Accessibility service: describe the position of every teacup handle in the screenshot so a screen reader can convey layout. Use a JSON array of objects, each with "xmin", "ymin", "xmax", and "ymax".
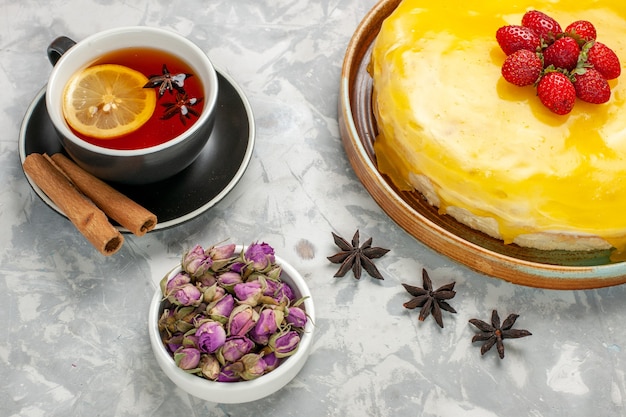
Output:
[{"xmin": 47, "ymin": 36, "xmax": 77, "ymax": 66}]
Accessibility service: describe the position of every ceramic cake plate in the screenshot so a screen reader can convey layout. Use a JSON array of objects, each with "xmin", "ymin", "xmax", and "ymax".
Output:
[
  {"xmin": 338, "ymin": 0, "xmax": 626, "ymax": 289},
  {"xmin": 19, "ymin": 69, "xmax": 255, "ymax": 231}
]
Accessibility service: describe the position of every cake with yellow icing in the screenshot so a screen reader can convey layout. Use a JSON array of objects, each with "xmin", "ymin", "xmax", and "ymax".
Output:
[{"xmin": 370, "ymin": 0, "xmax": 626, "ymax": 256}]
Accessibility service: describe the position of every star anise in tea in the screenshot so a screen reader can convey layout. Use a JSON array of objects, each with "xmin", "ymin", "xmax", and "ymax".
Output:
[
  {"xmin": 469, "ymin": 310, "xmax": 532, "ymax": 359},
  {"xmin": 402, "ymin": 268, "xmax": 457, "ymax": 328},
  {"xmin": 161, "ymin": 92, "xmax": 203, "ymax": 125},
  {"xmin": 327, "ymin": 230, "xmax": 389, "ymax": 280},
  {"xmin": 144, "ymin": 64, "xmax": 193, "ymax": 96}
]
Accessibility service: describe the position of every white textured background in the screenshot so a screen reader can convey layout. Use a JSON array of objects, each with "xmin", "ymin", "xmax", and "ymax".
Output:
[{"xmin": 1, "ymin": 0, "xmax": 625, "ymax": 416}]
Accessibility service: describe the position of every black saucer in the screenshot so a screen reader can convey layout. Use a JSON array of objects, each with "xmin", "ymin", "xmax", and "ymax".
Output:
[{"xmin": 19, "ymin": 69, "xmax": 255, "ymax": 231}]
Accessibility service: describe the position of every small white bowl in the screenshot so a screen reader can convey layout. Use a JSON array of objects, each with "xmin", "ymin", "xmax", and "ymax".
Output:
[{"xmin": 148, "ymin": 250, "xmax": 315, "ymax": 403}]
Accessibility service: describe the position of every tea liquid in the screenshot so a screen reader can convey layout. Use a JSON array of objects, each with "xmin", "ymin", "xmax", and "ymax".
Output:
[{"xmin": 68, "ymin": 47, "xmax": 205, "ymax": 150}]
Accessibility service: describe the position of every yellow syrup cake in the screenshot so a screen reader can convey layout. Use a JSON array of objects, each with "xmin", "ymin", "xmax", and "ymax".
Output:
[{"xmin": 370, "ymin": 0, "xmax": 626, "ymax": 257}]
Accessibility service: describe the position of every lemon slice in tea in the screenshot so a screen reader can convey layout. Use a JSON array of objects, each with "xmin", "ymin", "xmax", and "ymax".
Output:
[{"xmin": 62, "ymin": 64, "xmax": 157, "ymax": 139}]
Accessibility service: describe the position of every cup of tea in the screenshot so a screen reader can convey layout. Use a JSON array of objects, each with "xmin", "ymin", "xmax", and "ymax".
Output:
[{"xmin": 46, "ymin": 26, "xmax": 219, "ymax": 184}]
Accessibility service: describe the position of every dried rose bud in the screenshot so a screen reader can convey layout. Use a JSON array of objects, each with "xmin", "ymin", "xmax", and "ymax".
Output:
[
  {"xmin": 273, "ymin": 281, "xmax": 295, "ymax": 304},
  {"xmin": 229, "ymin": 261, "xmax": 245, "ymax": 274},
  {"xmin": 195, "ymin": 321, "xmax": 226, "ymax": 354},
  {"xmin": 262, "ymin": 351, "xmax": 280, "ymax": 372},
  {"xmin": 170, "ymin": 284, "xmax": 202, "ymax": 306},
  {"xmin": 174, "ymin": 347, "xmax": 201, "ymax": 370},
  {"xmin": 233, "ymin": 281, "xmax": 264, "ymax": 306},
  {"xmin": 182, "ymin": 333, "xmax": 198, "ymax": 348},
  {"xmin": 172, "ymin": 306, "xmax": 197, "ymax": 333},
  {"xmin": 285, "ymin": 306, "xmax": 307, "ymax": 328},
  {"xmin": 228, "ymin": 304, "xmax": 259, "ymax": 336},
  {"xmin": 158, "ymin": 307, "xmax": 194, "ymax": 335},
  {"xmin": 201, "ymin": 283, "xmax": 226, "ymax": 305},
  {"xmin": 164, "ymin": 333, "xmax": 183, "ymax": 353},
  {"xmin": 219, "ymin": 336, "xmax": 255, "ymax": 363},
  {"xmin": 209, "ymin": 243, "xmax": 237, "ymax": 261},
  {"xmin": 244, "ymin": 242, "xmax": 275, "ymax": 270},
  {"xmin": 239, "ymin": 353, "xmax": 268, "ymax": 380},
  {"xmin": 249, "ymin": 308, "xmax": 281, "ymax": 345},
  {"xmin": 217, "ymin": 363, "xmax": 242, "ymax": 382},
  {"xmin": 266, "ymin": 265, "xmax": 282, "ymax": 280},
  {"xmin": 269, "ymin": 330, "xmax": 300, "ymax": 358},
  {"xmin": 165, "ymin": 271, "xmax": 191, "ymax": 294},
  {"xmin": 207, "ymin": 294, "xmax": 234, "ymax": 323},
  {"xmin": 217, "ymin": 271, "xmax": 243, "ymax": 290},
  {"xmin": 158, "ymin": 308, "xmax": 176, "ymax": 333},
  {"xmin": 182, "ymin": 244, "xmax": 206, "ymax": 270},
  {"xmin": 195, "ymin": 273, "xmax": 217, "ymax": 288},
  {"xmin": 263, "ymin": 279, "xmax": 295, "ymax": 304},
  {"xmin": 199, "ymin": 354, "xmax": 220, "ymax": 380},
  {"xmin": 182, "ymin": 245, "xmax": 213, "ymax": 278},
  {"xmin": 263, "ymin": 278, "xmax": 281, "ymax": 298}
]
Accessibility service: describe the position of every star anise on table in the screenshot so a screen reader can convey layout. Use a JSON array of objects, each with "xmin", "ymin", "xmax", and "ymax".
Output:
[
  {"xmin": 327, "ymin": 230, "xmax": 390, "ymax": 280},
  {"xmin": 402, "ymin": 268, "xmax": 457, "ymax": 328},
  {"xmin": 469, "ymin": 310, "xmax": 532, "ymax": 359}
]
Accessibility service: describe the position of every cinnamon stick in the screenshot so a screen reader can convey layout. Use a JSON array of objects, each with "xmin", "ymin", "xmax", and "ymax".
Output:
[
  {"xmin": 50, "ymin": 153, "xmax": 157, "ymax": 236},
  {"xmin": 22, "ymin": 153, "xmax": 124, "ymax": 256}
]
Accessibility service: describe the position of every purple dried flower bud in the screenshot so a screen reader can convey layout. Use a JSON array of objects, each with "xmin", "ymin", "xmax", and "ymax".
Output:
[
  {"xmin": 264, "ymin": 280, "xmax": 295, "ymax": 304},
  {"xmin": 171, "ymin": 284, "xmax": 202, "ymax": 306},
  {"xmin": 263, "ymin": 278, "xmax": 281, "ymax": 297},
  {"xmin": 195, "ymin": 321, "xmax": 226, "ymax": 353},
  {"xmin": 182, "ymin": 245, "xmax": 213, "ymax": 277},
  {"xmin": 262, "ymin": 351, "xmax": 280, "ymax": 372},
  {"xmin": 217, "ymin": 271, "xmax": 243, "ymax": 289},
  {"xmin": 230, "ymin": 261, "xmax": 245, "ymax": 274},
  {"xmin": 217, "ymin": 363, "xmax": 242, "ymax": 382},
  {"xmin": 267, "ymin": 265, "xmax": 282, "ymax": 280},
  {"xmin": 165, "ymin": 271, "xmax": 191, "ymax": 294},
  {"xmin": 233, "ymin": 281, "xmax": 264, "ymax": 306},
  {"xmin": 208, "ymin": 294, "xmax": 235, "ymax": 321},
  {"xmin": 239, "ymin": 353, "xmax": 268, "ymax": 380},
  {"xmin": 209, "ymin": 243, "xmax": 237, "ymax": 260},
  {"xmin": 228, "ymin": 304, "xmax": 259, "ymax": 336},
  {"xmin": 201, "ymin": 283, "xmax": 226, "ymax": 304},
  {"xmin": 170, "ymin": 306, "xmax": 197, "ymax": 333},
  {"xmin": 220, "ymin": 336, "xmax": 255, "ymax": 363},
  {"xmin": 249, "ymin": 308, "xmax": 283, "ymax": 345},
  {"xmin": 181, "ymin": 244, "xmax": 205, "ymax": 270},
  {"xmin": 174, "ymin": 347, "xmax": 201, "ymax": 370},
  {"xmin": 269, "ymin": 330, "xmax": 301, "ymax": 358},
  {"xmin": 173, "ymin": 305, "xmax": 195, "ymax": 320},
  {"xmin": 182, "ymin": 333, "xmax": 198, "ymax": 348},
  {"xmin": 164, "ymin": 333, "xmax": 183, "ymax": 353},
  {"xmin": 244, "ymin": 242, "xmax": 275, "ymax": 270},
  {"xmin": 278, "ymin": 281, "xmax": 295, "ymax": 303},
  {"xmin": 199, "ymin": 354, "xmax": 220, "ymax": 380},
  {"xmin": 196, "ymin": 273, "xmax": 217, "ymax": 288},
  {"xmin": 248, "ymin": 326, "xmax": 270, "ymax": 346},
  {"xmin": 285, "ymin": 306, "xmax": 307, "ymax": 328}
]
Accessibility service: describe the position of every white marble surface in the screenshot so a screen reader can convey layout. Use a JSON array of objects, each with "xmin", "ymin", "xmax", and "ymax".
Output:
[{"xmin": 2, "ymin": 0, "xmax": 626, "ymax": 416}]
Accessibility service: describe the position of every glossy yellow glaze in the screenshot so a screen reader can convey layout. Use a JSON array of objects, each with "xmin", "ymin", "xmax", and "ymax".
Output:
[{"xmin": 371, "ymin": 0, "xmax": 626, "ymax": 253}]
